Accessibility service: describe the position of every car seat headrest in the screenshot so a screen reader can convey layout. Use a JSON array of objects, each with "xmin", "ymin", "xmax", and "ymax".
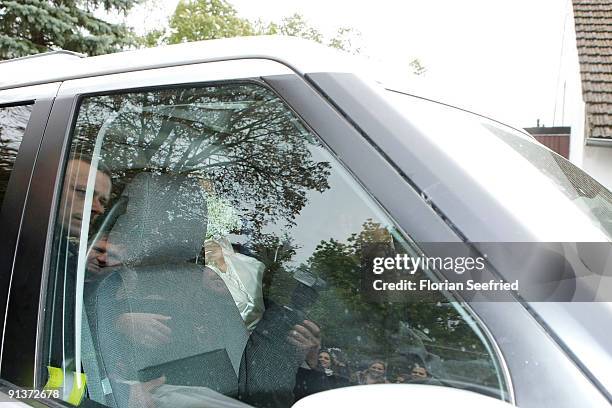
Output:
[{"xmin": 109, "ymin": 172, "xmax": 207, "ymax": 266}]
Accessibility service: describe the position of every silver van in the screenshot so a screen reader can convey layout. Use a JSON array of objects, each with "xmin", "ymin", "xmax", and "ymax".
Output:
[{"xmin": 0, "ymin": 36, "xmax": 610, "ymax": 408}]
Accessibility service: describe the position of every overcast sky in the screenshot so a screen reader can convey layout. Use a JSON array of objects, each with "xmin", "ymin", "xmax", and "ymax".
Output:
[{"xmin": 128, "ymin": 0, "xmax": 575, "ymax": 129}]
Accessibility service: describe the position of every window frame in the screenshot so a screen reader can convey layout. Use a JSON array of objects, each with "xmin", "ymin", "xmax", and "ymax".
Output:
[
  {"xmin": 0, "ymin": 83, "xmax": 59, "ymax": 384},
  {"xmin": 4, "ymin": 60, "xmax": 515, "ymax": 406}
]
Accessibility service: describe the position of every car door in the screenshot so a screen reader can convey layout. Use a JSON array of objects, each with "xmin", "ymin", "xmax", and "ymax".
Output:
[
  {"xmin": 0, "ymin": 82, "xmax": 60, "ymax": 405},
  {"xmin": 0, "ymin": 59, "xmax": 520, "ymax": 408}
]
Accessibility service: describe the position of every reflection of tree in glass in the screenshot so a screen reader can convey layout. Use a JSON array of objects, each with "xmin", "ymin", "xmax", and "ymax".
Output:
[
  {"xmin": 301, "ymin": 219, "xmax": 495, "ymax": 385},
  {"xmin": 251, "ymin": 233, "xmax": 299, "ymax": 302},
  {"xmin": 205, "ymin": 194, "xmax": 241, "ymax": 240},
  {"xmin": 0, "ymin": 105, "xmax": 32, "ymax": 205},
  {"xmin": 71, "ymin": 84, "xmax": 331, "ymax": 230}
]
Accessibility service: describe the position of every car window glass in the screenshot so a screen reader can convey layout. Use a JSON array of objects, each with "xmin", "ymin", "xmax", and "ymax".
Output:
[
  {"xmin": 0, "ymin": 104, "xmax": 32, "ymax": 207},
  {"xmin": 43, "ymin": 82, "xmax": 509, "ymax": 407}
]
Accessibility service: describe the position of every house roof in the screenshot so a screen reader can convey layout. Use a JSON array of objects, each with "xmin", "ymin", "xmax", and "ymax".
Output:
[{"xmin": 573, "ymin": 0, "xmax": 612, "ymax": 138}]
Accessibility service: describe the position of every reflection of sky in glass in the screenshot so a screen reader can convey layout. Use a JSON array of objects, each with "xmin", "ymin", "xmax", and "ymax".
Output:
[{"xmin": 264, "ymin": 148, "xmax": 392, "ymax": 266}]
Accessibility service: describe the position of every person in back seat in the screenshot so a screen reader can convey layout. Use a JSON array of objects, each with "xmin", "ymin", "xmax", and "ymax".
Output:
[
  {"xmin": 59, "ymin": 156, "xmax": 112, "ymax": 238},
  {"xmin": 45, "ymin": 154, "xmax": 113, "ymax": 404}
]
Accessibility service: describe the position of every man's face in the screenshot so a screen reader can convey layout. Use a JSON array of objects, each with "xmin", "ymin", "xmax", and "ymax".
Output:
[
  {"xmin": 87, "ymin": 235, "xmax": 123, "ymax": 280},
  {"xmin": 60, "ymin": 159, "xmax": 111, "ymax": 237}
]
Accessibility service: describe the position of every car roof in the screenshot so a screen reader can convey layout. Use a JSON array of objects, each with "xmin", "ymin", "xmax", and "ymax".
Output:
[{"xmin": 0, "ymin": 36, "xmax": 366, "ymax": 91}]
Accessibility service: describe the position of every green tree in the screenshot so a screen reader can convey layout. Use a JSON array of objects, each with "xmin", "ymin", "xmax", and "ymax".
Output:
[
  {"xmin": 260, "ymin": 13, "xmax": 323, "ymax": 43},
  {"xmin": 167, "ymin": 0, "xmax": 252, "ymax": 44},
  {"xmin": 136, "ymin": 27, "xmax": 166, "ymax": 48},
  {"xmin": 0, "ymin": 0, "xmax": 139, "ymax": 60},
  {"xmin": 327, "ymin": 27, "xmax": 361, "ymax": 54},
  {"xmin": 157, "ymin": 0, "xmax": 361, "ymax": 54},
  {"xmin": 254, "ymin": 13, "xmax": 360, "ymax": 54},
  {"xmin": 410, "ymin": 58, "xmax": 427, "ymax": 75}
]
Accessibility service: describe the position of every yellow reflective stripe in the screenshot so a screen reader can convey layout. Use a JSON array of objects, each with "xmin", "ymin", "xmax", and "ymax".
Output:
[
  {"xmin": 66, "ymin": 372, "xmax": 87, "ymax": 405},
  {"xmin": 44, "ymin": 366, "xmax": 86, "ymax": 405},
  {"xmin": 44, "ymin": 366, "xmax": 64, "ymax": 390}
]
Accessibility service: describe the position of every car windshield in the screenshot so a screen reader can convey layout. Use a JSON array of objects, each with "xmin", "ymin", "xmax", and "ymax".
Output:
[{"xmin": 384, "ymin": 89, "xmax": 612, "ymax": 242}]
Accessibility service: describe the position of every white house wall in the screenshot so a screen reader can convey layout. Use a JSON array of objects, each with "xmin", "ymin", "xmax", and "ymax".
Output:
[{"xmin": 583, "ymin": 145, "xmax": 612, "ymax": 189}]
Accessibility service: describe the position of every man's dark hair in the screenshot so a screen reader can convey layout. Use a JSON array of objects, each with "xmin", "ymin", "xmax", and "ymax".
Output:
[{"xmin": 67, "ymin": 151, "xmax": 112, "ymax": 179}]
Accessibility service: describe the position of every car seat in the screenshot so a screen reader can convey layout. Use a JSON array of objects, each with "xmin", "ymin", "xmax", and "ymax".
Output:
[{"xmin": 85, "ymin": 172, "xmax": 249, "ymax": 408}]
